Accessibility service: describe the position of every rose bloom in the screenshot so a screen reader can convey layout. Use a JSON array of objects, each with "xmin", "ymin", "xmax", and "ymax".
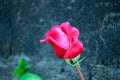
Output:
[{"xmin": 40, "ymin": 22, "xmax": 84, "ymax": 59}]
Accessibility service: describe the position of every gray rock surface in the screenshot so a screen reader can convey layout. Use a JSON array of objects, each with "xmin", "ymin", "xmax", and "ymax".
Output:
[
  {"xmin": 0, "ymin": 0, "xmax": 120, "ymax": 80},
  {"xmin": 0, "ymin": 0, "xmax": 12, "ymax": 58}
]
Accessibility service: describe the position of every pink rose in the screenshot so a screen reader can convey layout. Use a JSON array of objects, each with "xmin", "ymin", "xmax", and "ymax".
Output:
[{"xmin": 40, "ymin": 22, "xmax": 84, "ymax": 59}]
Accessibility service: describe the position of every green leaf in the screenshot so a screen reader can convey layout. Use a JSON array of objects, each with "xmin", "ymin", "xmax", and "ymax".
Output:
[
  {"xmin": 13, "ymin": 58, "xmax": 30, "ymax": 77},
  {"xmin": 19, "ymin": 72, "xmax": 43, "ymax": 80}
]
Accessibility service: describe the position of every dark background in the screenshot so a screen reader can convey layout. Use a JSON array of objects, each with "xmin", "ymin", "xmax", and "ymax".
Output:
[{"xmin": 0, "ymin": 0, "xmax": 120, "ymax": 80}]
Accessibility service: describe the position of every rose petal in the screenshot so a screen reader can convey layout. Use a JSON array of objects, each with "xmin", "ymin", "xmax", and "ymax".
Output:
[
  {"xmin": 60, "ymin": 22, "xmax": 73, "ymax": 44},
  {"xmin": 46, "ymin": 37, "xmax": 67, "ymax": 58},
  {"xmin": 64, "ymin": 40, "xmax": 84, "ymax": 59},
  {"xmin": 40, "ymin": 39, "xmax": 46, "ymax": 43},
  {"xmin": 60, "ymin": 22, "xmax": 72, "ymax": 35},
  {"xmin": 45, "ymin": 26, "xmax": 69, "ymax": 50},
  {"xmin": 71, "ymin": 27, "xmax": 80, "ymax": 42},
  {"xmin": 53, "ymin": 44, "xmax": 67, "ymax": 58}
]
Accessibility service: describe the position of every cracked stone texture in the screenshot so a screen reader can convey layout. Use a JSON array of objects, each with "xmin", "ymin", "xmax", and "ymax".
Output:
[{"xmin": 0, "ymin": 0, "xmax": 120, "ymax": 80}]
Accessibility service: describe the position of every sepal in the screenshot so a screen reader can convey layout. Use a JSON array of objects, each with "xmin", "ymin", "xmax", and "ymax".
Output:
[{"xmin": 64, "ymin": 55, "xmax": 85, "ymax": 67}]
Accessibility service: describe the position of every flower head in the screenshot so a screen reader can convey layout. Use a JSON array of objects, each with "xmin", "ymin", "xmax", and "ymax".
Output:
[{"xmin": 40, "ymin": 22, "xmax": 84, "ymax": 59}]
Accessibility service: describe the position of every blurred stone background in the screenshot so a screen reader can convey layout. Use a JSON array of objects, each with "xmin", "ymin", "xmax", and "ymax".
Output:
[{"xmin": 0, "ymin": 0, "xmax": 120, "ymax": 80}]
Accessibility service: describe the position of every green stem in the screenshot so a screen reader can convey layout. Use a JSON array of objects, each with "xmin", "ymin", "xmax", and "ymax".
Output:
[{"xmin": 75, "ymin": 64, "xmax": 85, "ymax": 80}]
